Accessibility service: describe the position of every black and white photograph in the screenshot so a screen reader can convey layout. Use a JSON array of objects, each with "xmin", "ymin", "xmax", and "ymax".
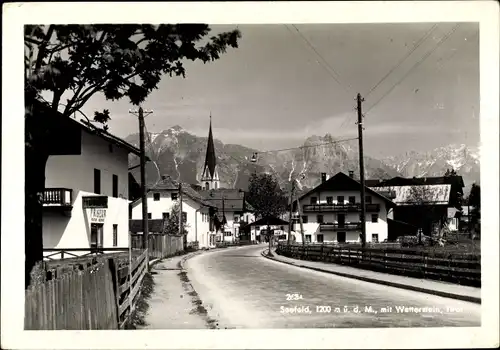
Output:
[{"xmin": 2, "ymin": 1, "xmax": 499, "ymax": 349}]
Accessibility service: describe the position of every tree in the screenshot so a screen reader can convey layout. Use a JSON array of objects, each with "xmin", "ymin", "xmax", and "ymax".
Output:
[
  {"xmin": 163, "ymin": 203, "xmax": 189, "ymax": 236},
  {"xmin": 247, "ymin": 173, "xmax": 288, "ymax": 254},
  {"xmin": 467, "ymin": 183, "xmax": 481, "ymax": 238},
  {"xmin": 24, "ymin": 24, "xmax": 241, "ymax": 288},
  {"xmin": 406, "ymin": 184, "xmax": 448, "ymax": 240}
]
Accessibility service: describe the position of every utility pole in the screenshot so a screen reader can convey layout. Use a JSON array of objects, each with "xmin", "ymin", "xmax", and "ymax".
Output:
[
  {"xmin": 129, "ymin": 107, "xmax": 153, "ymax": 259},
  {"xmin": 356, "ymin": 93, "xmax": 367, "ymax": 248},
  {"xmin": 179, "ymin": 182, "xmax": 185, "ymax": 249},
  {"xmin": 288, "ymin": 180, "xmax": 295, "ymax": 245}
]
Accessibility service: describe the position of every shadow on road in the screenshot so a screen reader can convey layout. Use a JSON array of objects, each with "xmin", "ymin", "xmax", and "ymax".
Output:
[{"xmin": 218, "ymin": 255, "xmax": 262, "ymax": 258}]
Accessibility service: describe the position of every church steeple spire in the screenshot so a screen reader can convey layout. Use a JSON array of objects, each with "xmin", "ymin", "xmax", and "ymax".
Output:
[{"xmin": 201, "ymin": 114, "xmax": 219, "ymax": 190}]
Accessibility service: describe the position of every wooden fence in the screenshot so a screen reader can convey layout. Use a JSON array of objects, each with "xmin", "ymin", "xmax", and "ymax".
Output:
[
  {"xmin": 25, "ymin": 249, "xmax": 148, "ymax": 330},
  {"xmin": 130, "ymin": 233, "xmax": 184, "ymax": 259},
  {"xmin": 276, "ymin": 243, "xmax": 481, "ymax": 287}
]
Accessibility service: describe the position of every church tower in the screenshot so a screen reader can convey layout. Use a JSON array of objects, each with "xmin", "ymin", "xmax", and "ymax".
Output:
[{"xmin": 200, "ymin": 114, "xmax": 220, "ymax": 190}]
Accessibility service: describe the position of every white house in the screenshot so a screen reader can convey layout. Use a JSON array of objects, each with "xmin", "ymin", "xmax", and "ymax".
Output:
[
  {"xmin": 42, "ymin": 114, "xmax": 142, "ymax": 259},
  {"xmin": 292, "ymin": 172, "xmax": 396, "ymax": 244},
  {"xmin": 199, "ymin": 189, "xmax": 255, "ymax": 243},
  {"xmin": 130, "ymin": 176, "xmax": 217, "ymax": 249}
]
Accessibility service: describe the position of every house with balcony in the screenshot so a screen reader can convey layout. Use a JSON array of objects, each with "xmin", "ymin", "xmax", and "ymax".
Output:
[
  {"xmin": 41, "ymin": 106, "xmax": 144, "ymax": 259},
  {"xmin": 199, "ymin": 189, "xmax": 255, "ymax": 243},
  {"xmin": 130, "ymin": 176, "xmax": 217, "ymax": 248},
  {"xmin": 292, "ymin": 171, "xmax": 396, "ymax": 244}
]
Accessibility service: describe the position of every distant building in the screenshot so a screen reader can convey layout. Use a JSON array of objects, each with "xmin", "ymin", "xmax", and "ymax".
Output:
[
  {"xmin": 292, "ymin": 172, "xmax": 396, "ymax": 244},
  {"xmin": 199, "ymin": 115, "xmax": 220, "ymax": 191},
  {"xmin": 368, "ymin": 175, "xmax": 465, "ymax": 236},
  {"xmin": 199, "ymin": 189, "xmax": 255, "ymax": 243},
  {"xmin": 130, "ymin": 176, "xmax": 217, "ymax": 248},
  {"xmin": 41, "ymin": 103, "xmax": 142, "ymax": 258}
]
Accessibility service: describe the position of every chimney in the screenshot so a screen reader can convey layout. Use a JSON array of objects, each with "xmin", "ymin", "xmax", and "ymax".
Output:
[
  {"xmin": 349, "ymin": 170, "xmax": 354, "ymax": 178},
  {"xmin": 321, "ymin": 172, "xmax": 327, "ymax": 183}
]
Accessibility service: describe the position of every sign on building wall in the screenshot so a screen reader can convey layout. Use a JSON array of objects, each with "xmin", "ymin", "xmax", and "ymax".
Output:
[
  {"xmin": 90, "ymin": 208, "xmax": 107, "ymax": 223},
  {"xmin": 82, "ymin": 196, "xmax": 108, "ymax": 209}
]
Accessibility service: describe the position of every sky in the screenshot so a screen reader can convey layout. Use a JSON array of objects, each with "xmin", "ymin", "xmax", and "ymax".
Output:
[{"xmin": 79, "ymin": 22, "xmax": 479, "ymax": 158}]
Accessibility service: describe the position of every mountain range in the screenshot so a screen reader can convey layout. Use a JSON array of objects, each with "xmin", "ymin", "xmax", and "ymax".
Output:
[{"xmin": 126, "ymin": 126, "xmax": 480, "ymax": 195}]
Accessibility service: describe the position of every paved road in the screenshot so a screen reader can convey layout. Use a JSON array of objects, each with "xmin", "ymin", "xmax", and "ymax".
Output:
[{"xmin": 185, "ymin": 245, "xmax": 481, "ymax": 329}]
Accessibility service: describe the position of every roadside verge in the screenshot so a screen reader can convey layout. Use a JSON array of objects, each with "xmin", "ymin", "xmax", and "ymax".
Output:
[{"xmin": 261, "ymin": 248, "xmax": 481, "ymax": 304}]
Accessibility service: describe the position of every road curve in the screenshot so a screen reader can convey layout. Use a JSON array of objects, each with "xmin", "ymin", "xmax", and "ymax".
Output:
[{"xmin": 185, "ymin": 245, "xmax": 481, "ymax": 329}]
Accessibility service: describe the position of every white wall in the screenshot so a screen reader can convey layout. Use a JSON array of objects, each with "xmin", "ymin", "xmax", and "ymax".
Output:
[
  {"xmin": 131, "ymin": 190, "xmax": 214, "ymax": 249},
  {"xmin": 297, "ymin": 189, "xmax": 389, "ymax": 243},
  {"xmin": 43, "ymin": 131, "xmax": 131, "ymax": 256},
  {"xmin": 219, "ymin": 211, "xmax": 255, "ymax": 242}
]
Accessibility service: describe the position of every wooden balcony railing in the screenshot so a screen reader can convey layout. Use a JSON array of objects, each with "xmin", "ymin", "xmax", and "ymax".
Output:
[
  {"xmin": 42, "ymin": 188, "xmax": 73, "ymax": 206},
  {"xmin": 320, "ymin": 222, "xmax": 362, "ymax": 231},
  {"xmin": 303, "ymin": 203, "xmax": 380, "ymax": 213}
]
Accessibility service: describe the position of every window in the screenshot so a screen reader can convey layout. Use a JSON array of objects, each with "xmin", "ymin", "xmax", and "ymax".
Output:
[
  {"xmin": 365, "ymin": 196, "xmax": 372, "ymax": 204},
  {"xmin": 171, "ymin": 192, "xmax": 178, "ymax": 200},
  {"xmin": 234, "ymin": 215, "xmax": 240, "ymax": 223},
  {"xmin": 305, "ymin": 234, "xmax": 312, "ymax": 243},
  {"xmin": 182, "ymin": 212, "xmax": 187, "ymax": 222},
  {"xmin": 113, "ymin": 224, "xmax": 118, "ymax": 247},
  {"xmin": 301, "ymin": 215, "xmax": 308, "ymax": 224},
  {"xmin": 310, "ymin": 197, "xmax": 317, "ymax": 205},
  {"xmin": 147, "ymin": 213, "xmax": 152, "ymax": 219},
  {"xmin": 112, "ymin": 174, "xmax": 118, "ymax": 198},
  {"xmin": 337, "ymin": 196, "xmax": 344, "ymax": 204},
  {"xmin": 205, "ymin": 182, "xmax": 209, "ymax": 190},
  {"xmin": 348, "ymin": 196, "xmax": 356, "ymax": 204},
  {"xmin": 317, "ymin": 234, "xmax": 324, "ymax": 243},
  {"xmin": 372, "ymin": 233, "xmax": 379, "ymax": 243},
  {"xmin": 94, "ymin": 169, "xmax": 101, "ymax": 194},
  {"xmin": 337, "ymin": 232, "xmax": 346, "ymax": 243},
  {"xmin": 317, "ymin": 215, "xmax": 324, "ymax": 224},
  {"xmin": 326, "ymin": 196, "xmax": 333, "ymax": 204},
  {"xmin": 162, "ymin": 212, "xmax": 169, "ymax": 220},
  {"xmin": 153, "ymin": 193, "xmax": 160, "ymax": 201},
  {"xmin": 371, "ymin": 214, "xmax": 379, "ymax": 223},
  {"xmin": 90, "ymin": 223, "xmax": 104, "ymax": 248}
]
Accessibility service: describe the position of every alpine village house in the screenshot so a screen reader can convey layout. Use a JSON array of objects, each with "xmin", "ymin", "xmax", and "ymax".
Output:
[
  {"xmin": 42, "ymin": 104, "xmax": 144, "ymax": 259},
  {"xmin": 292, "ymin": 171, "xmax": 396, "ymax": 244}
]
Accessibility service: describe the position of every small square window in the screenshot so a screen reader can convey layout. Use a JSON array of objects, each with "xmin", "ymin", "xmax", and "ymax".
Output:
[
  {"xmin": 310, "ymin": 197, "xmax": 317, "ymax": 205},
  {"xmin": 317, "ymin": 234, "xmax": 324, "ymax": 243},
  {"xmin": 337, "ymin": 196, "xmax": 344, "ymax": 204},
  {"xmin": 348, "ymin": 196, "xmax": 356, "ymax": 204},
  {"xmin": 234, "ymin": 215, "xmax": 240, "ymax": 222},
  {"xmin": 365, "ymin": 196, "xmax": 372, "ymax": 204},
  {"xmin": 162, "ymin": 212, "xmax": 169, "ymax": 220},
  {"xmin": 147, "ymin": 213, "xmax": 152, "ymax": 219},
  {"xmin": 372, "ymin": 233, "xmax": 379, "ymax": 243},
  {"xmin": 153, "ymin": 193, "xmax": 160, "ymax": 201},
  {"xmin": 317, "ymin": 215, "xmax": 324, "ymax": 224},
  {"xmin": 326, "ymin": 196, "xmax": 333, "ymax": 204},
  {"xmin": 305, "ymin": 234, "xmax": 312, "ymax": 243},
  {"xmin": 301, "ymin": 215, "xmax": 308, "ymax": 224},
  {"xmin": 371, "ymin": 214, "xmax": 378, "ymax": 223}
]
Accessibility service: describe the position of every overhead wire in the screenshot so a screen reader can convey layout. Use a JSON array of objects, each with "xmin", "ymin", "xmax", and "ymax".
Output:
[
  {"xmin": 284, "ymin": 24, "xmax": 353, "ymax": 95},
  {"xmin": 365, "ymin": 23, "xmax": 439, "ymax": 98},
  {"xmin": 365, "ymin": 23, "xmax": 461, "ymax": 115}
]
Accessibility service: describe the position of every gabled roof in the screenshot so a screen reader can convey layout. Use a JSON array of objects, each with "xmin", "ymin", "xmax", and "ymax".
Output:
[
  {"xmin": 371, "ymin": 185, "xmax": 451, "ymax": 206},
  {"xmin": 243, "ymin": 216, "xmax": 289, "ymax": 227},
  {"xmin": 132, "ymin": 176, "xmax": 214, "ymax": 207},
  {"xmin": 296, "ymin": 172, "xmax": 396, "ymax": 207},
  {"xmin": 368, "ymin": 175, "xmax": 465, "ymax": 188},
  {"xmin": 35, "ymin": 99, "xmax": 143, "ymax": 157},
  {"xmin": 199, "ymin": 189, "xmax": 250, "ymax": 212}
]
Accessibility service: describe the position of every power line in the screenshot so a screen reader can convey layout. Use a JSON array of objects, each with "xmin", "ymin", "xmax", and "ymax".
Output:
[
  {"xmin": 365, "ymin": 23, "xmax": 461, "ymax": 114},
  {"xmin": 365, "ymin": 24, "xmax": 438, "ymax": 98},
  {"xmin": 256, "ymin": 137, "xmax": 358, "ymax": 155},
  {"xmin": 436, "ymin": 30, "xmax": 478, "ymax": 71},
  {"xmin": 285, "ymin": 24, "xmax": 353, "ymax": 94}
]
